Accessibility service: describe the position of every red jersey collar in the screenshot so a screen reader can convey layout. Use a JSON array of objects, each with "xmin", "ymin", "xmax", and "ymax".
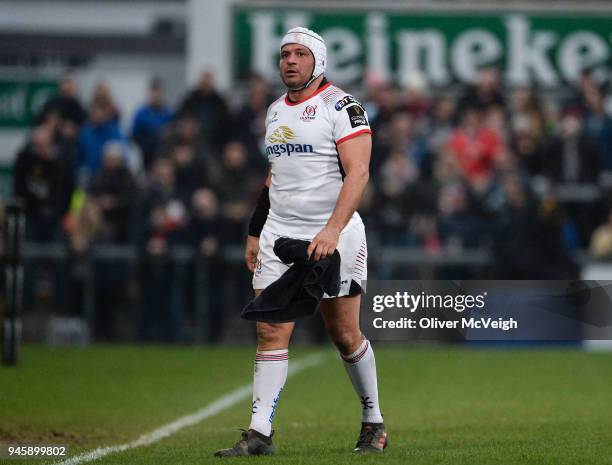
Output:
[{"xmin": 284, "ymin": 82, "xmax": 332, "ymax": 106}]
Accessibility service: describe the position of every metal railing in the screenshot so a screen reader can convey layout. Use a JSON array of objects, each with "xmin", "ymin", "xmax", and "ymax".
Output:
[{"xmin": 15, "ymin": 241, "xmax": 498, "ymax": 343}]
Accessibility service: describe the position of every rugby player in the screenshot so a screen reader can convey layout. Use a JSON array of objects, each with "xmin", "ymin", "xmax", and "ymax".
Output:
[{"xmin": 215, "ymin": 27, "xmax": 386, "ymax": 457}]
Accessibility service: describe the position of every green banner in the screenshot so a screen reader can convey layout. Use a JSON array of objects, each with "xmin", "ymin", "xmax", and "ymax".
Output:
[
  {"xmin": 0, "ymin": 80, "xmax": 58, "ymax": 128},
  {"xmin": 233, "ymin": 9, "xmax": 612, "ymax": 88}
]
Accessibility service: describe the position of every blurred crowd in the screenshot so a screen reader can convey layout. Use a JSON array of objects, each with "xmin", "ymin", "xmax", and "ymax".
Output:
[
  {"xmin": 11, "ymin": 72, "xmax": 269, "ymax": 340},
  {"xmin": 13, "ymin": 73, "xmax": 268, "ymax": 255},
  {"xmin": 8, "ymin": 68, "xmax": 612, "ymax": 340},
  {"xmin": 360, "ymin": 67, "xmax": 612, "ymax": 278}
]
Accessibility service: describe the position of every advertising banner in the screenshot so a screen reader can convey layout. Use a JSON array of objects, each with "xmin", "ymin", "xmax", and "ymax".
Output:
[
  {"xmin": 234, "ymin": 8, "xmax": 612, "ymax": 87},
  {"xmin": 0, "ymin": 80, "xmax": 57, "ymax": 128}
]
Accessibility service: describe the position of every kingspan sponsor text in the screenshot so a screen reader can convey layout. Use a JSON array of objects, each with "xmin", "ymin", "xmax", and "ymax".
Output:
[{"xmin": 266, "ymin": 143, "xmax": 314, "ymax": 157}]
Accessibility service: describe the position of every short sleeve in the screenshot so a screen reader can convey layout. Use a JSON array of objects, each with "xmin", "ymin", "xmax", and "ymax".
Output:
[{"xmin": 331, "ymin": 95, "xmax": 372, "ymax": 146}]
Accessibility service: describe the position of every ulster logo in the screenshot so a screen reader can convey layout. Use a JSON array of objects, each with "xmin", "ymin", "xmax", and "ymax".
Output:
[
  {"xmin": 300, "ymin": 105, "xmax": 317, "ymax": 122},
  {"xmin": 267, "ymin": 125, "xmax": 295, "ymax": 144}
]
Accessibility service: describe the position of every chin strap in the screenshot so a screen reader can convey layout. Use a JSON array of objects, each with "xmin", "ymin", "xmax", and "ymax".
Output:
[
  {"xmin": 286, "ymin": 57, "xmax": 318, "ymax": 91},
  {"xmin": 287, "ymin": 74, "xmax": 317, "ymax": 91}
]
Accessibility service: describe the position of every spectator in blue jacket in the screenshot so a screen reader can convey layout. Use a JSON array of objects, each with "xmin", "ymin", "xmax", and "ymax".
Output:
[
  {"xmin": 132, "ymin": 78, "xmax": 173, "ymax": 170},
  {"xmin": 77, "ymin": 94, "xmax": 125, "ymax": 183},
  {"xmin": 582, "ymin": 86, "xmax": 612, "ymax": 171}
]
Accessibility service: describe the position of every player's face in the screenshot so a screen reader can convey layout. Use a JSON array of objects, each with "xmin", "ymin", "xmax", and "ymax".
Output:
[{"xmin": 280, "ymin": 44, "xmax": 314, "ymax": 88}]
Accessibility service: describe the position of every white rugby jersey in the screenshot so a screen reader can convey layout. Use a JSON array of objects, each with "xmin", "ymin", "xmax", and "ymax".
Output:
[{"xmin": 263, "ymin": 81, "xmax": 372, "ymax": 239}]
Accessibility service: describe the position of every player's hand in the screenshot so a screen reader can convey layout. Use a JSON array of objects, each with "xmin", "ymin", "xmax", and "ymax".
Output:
[
  {"xmin": 308, "ymin": 225, "xmax": 341, "ymax": 261},
  {"xmin": 245, "ymin": 235, "xmax": 260, "ymax": 273}
]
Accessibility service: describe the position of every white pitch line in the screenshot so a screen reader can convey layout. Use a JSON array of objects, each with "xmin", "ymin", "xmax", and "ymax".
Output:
[{"xmin": 55, "ymin": 352, "xmax": 325, "ymax": 465}]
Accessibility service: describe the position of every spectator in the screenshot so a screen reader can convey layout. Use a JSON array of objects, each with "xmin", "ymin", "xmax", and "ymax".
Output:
[
  {"xmin": 69, "ymin": 196, "xmax": 102, "ymax": 253},
  {"xmin": 66, "ymin": 196, "xmax": 102, "ymax": 320},
  {"xmin": 400, "ymin": 71, "xmax": 430, "ymax": 121},
  {"xmin": 436, "ymin": 181, "xmax": 488, "ymax": 250},
  {"xmin": 68, "ymin": 193, "xmax": 130, "ymax": 342},
  {"xmin": 233, "ymin": 74, "xmax": 271, "ymax": 159},
  {"xmin": 190, "ymin": 188, "xmax": 223, "ymax": 256},
  {"xmin": 590, "ymin": 211, "xmax": 612, "ymax": 260},
  {"xmin": 447, "ymin": 108, "xmax": 503, "ymax": 191},
  {"xmin": 212, "ymin": 141, "xmax": 261, "ymax": 244},
  {"xmin": 37, "ymin": 73, "xmax": 87, "ymax": 127},
  {"xmin": 434, "ymin": 145, "xmax": 464, "ymax": 184},
  {"xmin": 188, "ymin": 188, "xmax": 226, "ymax": 342},
  {"xmin": 509, "ymin": 113, "xmax": 545, "ymax": 176},
  {"xmin": 567, "ymin": 68, "xmax": 601, "ymax": 115},
  {"xmin": 137, "ymin": 157, "xmax": 189, "ymax": 249},
  {"xmin": 13, "ymin": 126, "xmax": 62, "ymax": 242},
  {"xmin": 77, "ymin": 96, "xmax": 125, "ymax": 182},
  {"xmin": 55, "ymin": 117, "xmax": 81, "ymax": 220},
  {"xmin": 542, "ymin": 110, "xmax": 600, "ymax": 184},
  {"xmin": 91, "ymin": 82, "xmax": 120, "ymax": 122},
  {"xmin": 510, "ymin": 86, "xmax": 547, "ymax": 142},
  {"xmin": 458, "ymin": 67, "xmax": 506, "ymax": 113},
  {"xmin": 70, "ymin": 143, "xmax": 137, "ymax": 341},
  {"xmin": 542, "ymin": 110, "xmax": 606, "ymax": 248},
  {"xmin": 131, "ymin": 78, "xmax": 173, "ymax": 170},
  {"xmin": 177, "ymin": 71, "xmax": 230, "ymax": 149},
  {"xmin": 375, "ymin": 148, "xmax": 433, "ymax": 245},
  {"xmin": 581, "ymin": 86, "xmax": 612, "ymax": 171},
  {"xmin": 170, "ymin": 143, "xmax": 208, "ymax": 205},
  {"xmin": 428, "ymin": 94, "xmax": 456, "ymax": 155},
  {"xmin": 368, "ymin": 82, "xmax": 399, "ymax": 157},
  {"xmin": 375, "ymin": 111, "xmax": 431, "ymax": 176},
  {"xmin": 136, "ymin": 158, "xmax": 189, "ymax": 342},
  {"xmin": 362, "ymin": 74, "xmax": 388, "ymax": 121},
  {"xmin": 483, "ymin": 104, "xmax": 508, "ymax": 143},
  {"xmin": 160, "ymin": 115, "xmax": 209, "ymax": 162},
  {"xmin": 87, "ymin": 142, "xmax": 137, "ymax": 243},
  {"xmin": 493, "ymin": 173, "xmax": 570, "ymax": 278}
]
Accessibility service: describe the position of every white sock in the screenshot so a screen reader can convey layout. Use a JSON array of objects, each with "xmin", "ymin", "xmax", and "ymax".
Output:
[
  {"xmin": 341, "ymin": 339, "xmax": 384, "ymax": 423},
  {"xmin": 249, "ymin": 349, "xmax": 288, "ymax": 436}
]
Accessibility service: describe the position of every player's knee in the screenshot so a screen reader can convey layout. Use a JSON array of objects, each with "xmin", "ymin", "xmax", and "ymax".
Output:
[
  {"xmin": 329, "ymin": 327, "xmax": 361, "ymax": 355},
  {"xmin": 256, "ymin": 323, "xmax": 290, "ymax": 348}
]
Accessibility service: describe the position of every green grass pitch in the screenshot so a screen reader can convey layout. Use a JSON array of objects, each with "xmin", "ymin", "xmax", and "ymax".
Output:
[{"xmin": 1, "ymin": 344, "xmax": 611, "ymax": 465}]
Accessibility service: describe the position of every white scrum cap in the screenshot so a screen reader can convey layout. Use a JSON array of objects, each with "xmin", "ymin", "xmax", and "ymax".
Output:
[{"xmin": 280, "ymin": 27, "xmax": 327, "ymax": 86}]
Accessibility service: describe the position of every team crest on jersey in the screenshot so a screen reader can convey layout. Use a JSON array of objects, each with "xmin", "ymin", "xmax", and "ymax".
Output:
[
  {"xmin": 300, "ymin": 105, "xmax": 317, "ymax": 122},
  {"xmin": 269, "ymin": 111, "xmax": 279, "ymax": 124},
  {"xmin": 267, "ymin": 125, "xmax": 295, "ymax": 144}
]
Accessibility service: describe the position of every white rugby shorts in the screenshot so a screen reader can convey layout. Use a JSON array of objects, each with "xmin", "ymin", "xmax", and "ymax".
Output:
[{"xmin": 252, "ymin": 221, "xmax": 367, "ymax": 298}]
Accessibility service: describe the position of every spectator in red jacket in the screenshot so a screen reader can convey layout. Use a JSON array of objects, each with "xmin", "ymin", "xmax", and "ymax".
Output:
[{"xmin": 447, "ymin": 107, "xmax": 503, "ymax": 191}]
